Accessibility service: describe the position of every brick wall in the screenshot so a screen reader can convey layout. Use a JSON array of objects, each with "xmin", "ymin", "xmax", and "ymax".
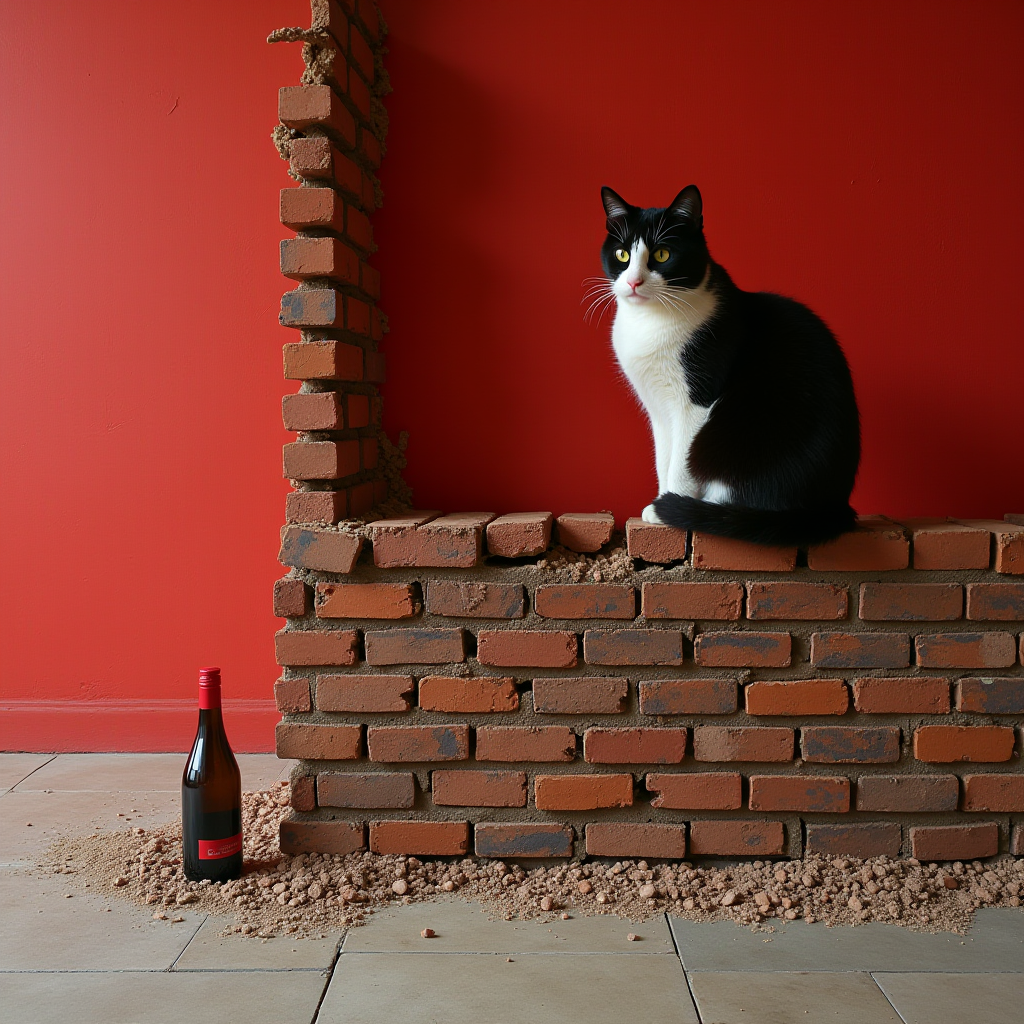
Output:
[
  {"xmin": 273, "ymin": 510, "xmax": 1024, "ymax": 862},
  {"xmin": 274, "ymin": 3, "xmax": 1023, "ymax": 863},
  {"xmin": 275, "ymin": 0, "xmax": 389, "ymax": 522}
]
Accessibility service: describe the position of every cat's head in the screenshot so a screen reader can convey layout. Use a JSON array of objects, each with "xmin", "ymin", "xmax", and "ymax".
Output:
[{"xmin": 600, "ymin": 186, "xmax": 708, "ymax": 307}]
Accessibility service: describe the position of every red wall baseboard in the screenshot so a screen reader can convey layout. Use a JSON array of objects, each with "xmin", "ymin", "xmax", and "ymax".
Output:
[{"xmin": 0, "ymin": 701, "xmax": 278, "ymax": 754}]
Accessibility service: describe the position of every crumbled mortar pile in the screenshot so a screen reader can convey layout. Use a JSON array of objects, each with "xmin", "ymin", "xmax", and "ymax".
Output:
[
  {"xmin": 46, "ymin": 787, "xmax": 1023, "ymax": 940},
  {"xmin": 534, "ymin": 534, "xmax": 634, "ymax": 582}
]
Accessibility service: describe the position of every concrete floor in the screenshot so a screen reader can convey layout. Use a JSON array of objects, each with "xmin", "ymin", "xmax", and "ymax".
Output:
[{"xmin": 1, "ymin": 754, "xmax": 1022, "ymax": 1024}]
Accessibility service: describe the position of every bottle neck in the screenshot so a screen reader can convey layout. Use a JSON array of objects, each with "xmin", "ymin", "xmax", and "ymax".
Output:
[{"xmin": 198, "ymin": 684, "xmax": 221, "ymax": 710}]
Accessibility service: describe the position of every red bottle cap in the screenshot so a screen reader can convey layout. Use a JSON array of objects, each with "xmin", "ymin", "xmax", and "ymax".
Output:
[{"xmin": 198, "ymin": 666, "xmax": 221, "ymax": 708}]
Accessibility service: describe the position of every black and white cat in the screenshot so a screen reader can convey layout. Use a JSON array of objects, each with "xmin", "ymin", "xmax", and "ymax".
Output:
[{"xmin": 598, "ymin": 185, "xmax": 860, "ymax": 545}]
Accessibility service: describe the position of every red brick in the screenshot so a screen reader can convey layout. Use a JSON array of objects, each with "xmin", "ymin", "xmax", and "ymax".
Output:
[
  {"xmin": 281, "ymin": 186, "xmax": 344, "ymax": 233},
  {"xmin": 425, "ymin": 581, "xmax": 525, "ymax": 619},
  {"xmin": 915, "ymin": 631, "xmax": 1016, "ymax": 668},
  {"xmin": 485, "ymin": 512, "xmax": 553, "ymax": 557},
  {"xmin": 280, "ymin": 236, "xmax": 359, "ymax": 284},
  {"xmin": 431, "ymin": 770, "xmax": 527, "ymax": 808},
  {"xmin": 801, "ymin": 727, "xmax": 900, "ymax": 763},
  {"xmin": 475, "ymin": 823, "xmax": 573, "ymax": 858},
  {"xmin": 364, "ymin": 350, "xmax": 386, "ymax": 383},
  {"xmin": 279, "ymin": 85, "xmax": 356, "ymax": 145},
  {"xmin": 805, "ymin": 823, "xmax": 901, "ymax": 859},
  {"xmin": 691, "ymin": 533, "xmax": 796, "ymax": 571},
  {"xmin": 749, "ymin": 775, "xmax": 850, "ymax": 812},
  {"xmin": 585, "ymin": 823, "xmax": 686, "ymax": 859},
  {"xmin": 285, "ymin": 490, "xmax": 347, "ymax": 525},
  {"xmin": 274, "ymin": 677, "xmax": 311, "ymax": 713},
  {"xmin": 275, "ymin": 629, "xmax": 359, "ymax": 667},
  {"xmin": 314, "ymin": 583, "xmax": 417, "ymax": 620},
  {"xmin": 851, "ymin": 677, "xmax": 950, "ymax": 714},
  {"xmin": 280, "ymin": 819, "xmax": 365, "ymax": 855},
  {"xmin": 477, "ymin": 630, "xmax": 577, "ymax": 668},
  {"xmin": 966, "ymin": 583, "xmax": 1024, "ymax": 620},
  {"xmin": 689, "ymin": 821, "xmax": 785, "ymax": 856},
  {"xmin": 647, "ymin": 772, "xmax": 742, "ymax": 810},
  {"xmin": 955, "ymin": 519, "xmax": 1024, "ymax": 574},
  {"xmin": 745, "ymin": 581, "xmax": 847, "ymax": 620},
  {"xmin": 745, "ymin": 679, "xmax": 848, "ymax": 716},
  {"xmin": 283, "ymin": 340, "xmax": 363, "ymax": 381},
  {"xmin": 910, "ymin": 823, "xmax": 999, "ymax": 861},
  {"xmin": 856, "ymin": 775, "xmax": 959, "ymax": 812},
  {"xmin": 807, "ymin": 516, "xmax": 909, "ymax": 570},
  {"xmin": 279, "ymin": 288, "xmax": 343, "ymax": 329},
  {"xmin": 962, "ymin": 774, "xmax": 1024, "ymax": 811},
  {"xmin": 370, "ymin": 821, "xmax": 470, "ymax": 856},
  {"xmin": 625, "ymin": 518, "xmax": 688, "ymax": 564},
  {"xmin": 957, "ymin": 677, "xmax": 1024, "ymax": 714},
  {"xmin": 583, "ymin": 727, "xmax": 687, "ymax": 764},
  {"xmin": 367, "ymin": 725, "xmax": 469, "ymax": 762},
  {"xmin": 418, "ymin": 676, "xmax": 519, "ymax": 713},
  {"xmin": 535, "ymin": 584, "xmax": 636, "ymax": 619},
  {"xmin": 859, "ymin": 582, "xmax": 963, "ymax": 621},
  {"xmin": 555, "ymin": 512, "xmax": 615, "ymax": 553},
  {"xmin": 583, "ymin": 628, "xmax": 684, "ymax": 666},
  {"xmin": 695, "ymin": 631, "xmax": 791, "ymax": 668},
  {"xmin": 288, "ymin": 136, "xmax": 337, "ymax": 182},
  {"xmin": 900, "ymin": 519, "xmax": 990, "ymax": 570},
  {"xmin": 1008, "ymin": 514, "xmax": 1024, "ymax": 526},
  {"xmin": 279, "ymin": 526, "xmax": 363, "ymax": 573},
  {"xmin": 642, "ymin": 582, "xmax": 742, "ymax": 620},
  {"xmin": 475, "ymin": 726, "xmax": 575, "ymax": 762},
  {"xmin": 317, "ymin": 772, "xmax": 415, "ymax": 808},
  {"xmin": 346, "ymin": 296, "xmax": 371, "ymax": 337},
  {"xmin": 282, "ymin": 392, "xmax": 342, "ymax": 431},
  {"xmin": 532, "ymin": 677, "xmax": 629, "ymax": 715},
  {"xmin": 345, "ymin": 393, "xmax": 370, "ymax": 428},
  {"xmin": 364, "ymin": 628, "xmax": 465, "ymax": 666},
  {"xmin": 346, "ymin": 203, "xmax": 374, "ymax": 249},
  {"xmin": 914, "ymin": 725, "xmax": 1016, "ymax": 763},
  {"xmin": 349, "ymin": 20, "xmax": 375, "ymax": 78},
  {"xmin": 639, "ymin": 678, "xmax": 737, "ymax": 715},
  {"xmin": 369, "ymin": 512, "xmax": 495, "ymax": 568},
  {"xmin": 316, "ymin": 674, "xmax": 413, "ymax": 712},
  {"xmin": 347, "ymin": 481, "xmax": 374, "ymax": 516},
  {"xmin": 289, "ymin": 774, "xmax": 316, "ymax": 811},
  {"xmin": 534, "ymin": 774, "xmax": 633, "ymax": 810},
  {"xmin": 348, "ymin": 67, "xmax": 372, "ymax": 116},
  {"xmin": 283, "ymin": 440, "xmax": 360, "ymax": 480},
  {"xmin": 274, "ymin": 578, "xmax": 309, "ymax": 618},
  {"xmin": 693, "ymin": 727, "xmax": 794, "ymax": 762},
  {"xmin": 275, "ymin": 722, "xmax": 361, "ymax": 760},
  {"xmin": 360, "ymin": 436, "xmax": 377, "ymax": 470},
  {"xmin": 810, "ymin": 631, "xmax": 910, "ymax": 668}
]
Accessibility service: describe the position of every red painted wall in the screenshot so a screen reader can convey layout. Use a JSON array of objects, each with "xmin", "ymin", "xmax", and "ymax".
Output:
[
  {"xmin": 376, "ymin": 0, "xmax": 1024, "ymax": 518},
  {"xmin": 1, "ymin": 1, "xmax": 1021, "ymax": 750}
]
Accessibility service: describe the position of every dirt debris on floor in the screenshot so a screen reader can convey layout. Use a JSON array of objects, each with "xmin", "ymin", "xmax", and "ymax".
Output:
[{"xmin": 43, "ymin": 785, "xmax": 1023, "ymax": 940}]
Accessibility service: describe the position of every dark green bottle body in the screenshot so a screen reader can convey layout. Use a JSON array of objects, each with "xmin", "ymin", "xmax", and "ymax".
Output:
[{"xmin": 182, "ymin": 668, "xmax": 242, "ymax": 882}]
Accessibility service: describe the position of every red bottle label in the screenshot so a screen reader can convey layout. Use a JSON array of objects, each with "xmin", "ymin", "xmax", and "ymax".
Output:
[{"xmin": 198, "ymin": 833, "xmax": 242, "ymax": 860}]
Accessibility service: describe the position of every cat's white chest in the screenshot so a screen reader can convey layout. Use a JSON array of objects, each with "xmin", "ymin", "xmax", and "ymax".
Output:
[{"xmin": 610, "ymin": 288, "xmax": 719, "ymax": 501}]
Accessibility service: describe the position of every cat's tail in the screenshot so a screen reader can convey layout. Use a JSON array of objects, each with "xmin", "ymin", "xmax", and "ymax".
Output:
[{"xmin": 651, "ymin": 494, "xmax": 856, "ymax": 547}]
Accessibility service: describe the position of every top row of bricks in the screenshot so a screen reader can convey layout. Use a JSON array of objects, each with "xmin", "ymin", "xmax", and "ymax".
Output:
[{"xmin": 286, "ymin": 511, "xmax": 1024, "ymax": 575}]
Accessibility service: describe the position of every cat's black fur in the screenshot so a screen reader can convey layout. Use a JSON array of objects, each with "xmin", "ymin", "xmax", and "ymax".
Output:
[{"xmin": 602, "ymin": 185, "xmax": 860, "ymax": 545}]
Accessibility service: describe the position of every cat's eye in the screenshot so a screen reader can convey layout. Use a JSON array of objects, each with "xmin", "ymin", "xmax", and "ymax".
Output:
[
  {"xmin": 653, "ymin": 248, "xmax": 670, "ymax": 263},
  {"xmin": 614, "ymin": 248, "xmax": 630, "ymax": 263}
]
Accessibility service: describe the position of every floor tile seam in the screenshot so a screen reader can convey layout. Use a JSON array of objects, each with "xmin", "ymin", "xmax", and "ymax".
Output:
[
  {"xmin": 309, "ymin": 938, "xmax": 343, "ymax": 1024},
  {"xmin": 665, "ymin": 911, "xmax": 705, "ymax": 1024},
  {"xmin": 869, "ymin": 970, "xmax": 1024, "ymax": 976},
  {"xmin": 867, "ymin": 973, "xmax": 911, "ymax": 1024},
  {"xmin": 0, "ymin": 968, "xmax": 331, "ymax": 975},
  {"xmin": 337, "ymin": 950, "xmax": 678, "ymax": 956},
  {"xmin": 166, "ymin": 913, "xmax": 209, "ymax": 971}
]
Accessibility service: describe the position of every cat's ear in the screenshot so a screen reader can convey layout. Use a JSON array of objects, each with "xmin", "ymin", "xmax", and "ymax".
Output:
[
  {"xmin": 667, "ymin": 185, "xmax": 703, "ymax": 227},
  {"xmin": 601, "ymin": 186, "xmax": 632, "ymax": 222}
]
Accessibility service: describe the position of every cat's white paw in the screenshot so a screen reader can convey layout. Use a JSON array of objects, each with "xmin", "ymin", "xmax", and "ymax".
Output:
[{"xmin": 641, "ymin": 503, "xmax": 663, "ymax": 524}]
